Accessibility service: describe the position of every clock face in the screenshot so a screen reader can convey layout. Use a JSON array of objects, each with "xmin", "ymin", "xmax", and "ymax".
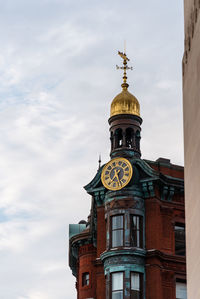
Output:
[{"xmin": 101, "ymin": 157, "xmax": 133, "ymax": 191}]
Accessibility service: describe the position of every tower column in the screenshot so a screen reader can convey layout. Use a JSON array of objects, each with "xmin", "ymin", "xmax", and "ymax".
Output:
[{"xmin": 122, "ymin": 130, "xmax": 126, "ymax": 147}]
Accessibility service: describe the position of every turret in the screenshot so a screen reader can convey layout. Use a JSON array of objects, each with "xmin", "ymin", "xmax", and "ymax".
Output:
[{"xmin": 109, "ymin": 51, "xmax": 142, "ymax": 158}]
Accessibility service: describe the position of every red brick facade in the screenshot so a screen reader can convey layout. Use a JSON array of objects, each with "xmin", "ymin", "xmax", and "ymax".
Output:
[{"xmin": 69, "ymin": 159, "xmax": 186, "ymax": 299}]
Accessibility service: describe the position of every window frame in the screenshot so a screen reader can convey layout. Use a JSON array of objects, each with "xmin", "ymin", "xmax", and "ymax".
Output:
[
  {"xmin": 111, "ymin": 271, "xmax": 124, "ymax": 299},
  {"xmin": 130, "ymin": 215, "xmax": 143, "ymax": 248},
  {"xmin": 175, "ymin": 279, "xmax": 187, "ymax": 299},
  {"xmin": 130, "ymin": 272, "xmax": 143, "ymax": 299},
  {"xmin": 82, "ymin": 272, "xmax": 90, "ymax": 287},
  {"xmin": 174, "ymin": 222, "xmax": 186, "ymax": 256},
  {"xmin": 111, "ymin": 214, "xmax": 124, "ymax": 248}
]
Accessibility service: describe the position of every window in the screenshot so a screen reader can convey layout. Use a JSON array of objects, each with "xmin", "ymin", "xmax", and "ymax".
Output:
[
  {"xmin": 112, "ymin": 272, "xmax": 123, "ymax": 299},
  {"xmin": 131, "ymin": 272, "xmax": 142, "ymax": 299},
  {"xmin": 112, "ymin": 215, "xmax": 124, "ymax": 247},
  {"xmin": 176, "ymin": 281, "xmax": 187, "ymax": 299},
  {"xmin": 175, "ymin": 224, "xmax": 185, "ymax": 255},
  {"xmin": 82, "ymin": 272, "xmax": 89, "ymax": 286},
  {"xmin": 115, "ymin": 128, "xmax": 123, "ymax": 148},
  {"xmin": 130, "ymin": 216, "xmax": 143, "ymax": 248},
  {"xmin": 126, "ymin": 128, "xmax": 133, "ymax": 148}
]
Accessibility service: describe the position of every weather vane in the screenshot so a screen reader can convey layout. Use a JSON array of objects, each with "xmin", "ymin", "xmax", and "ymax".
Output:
[{"xmin": 116, "ymin": 43, "xmax": 133, "ymax": 90}]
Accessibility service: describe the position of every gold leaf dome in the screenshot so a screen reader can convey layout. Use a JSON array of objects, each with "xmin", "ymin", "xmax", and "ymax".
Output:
[
  {"xmin": 111, "ymin": 50, "xmax": 140, "ymax": 117},
  {"xmin": 110, "ymin": 85, "xmax": 140, "ymax": 117}
]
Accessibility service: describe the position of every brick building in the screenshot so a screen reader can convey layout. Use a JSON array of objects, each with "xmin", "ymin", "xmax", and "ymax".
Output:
[{"xmin": 69, "ymin": 52, "xmax": 186, "ymax": 299}]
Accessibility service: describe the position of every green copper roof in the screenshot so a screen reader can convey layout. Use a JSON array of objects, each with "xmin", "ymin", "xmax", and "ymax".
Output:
[{"xmin": 69, "ymin": 224, "xmax": 86, "ymax": 239}]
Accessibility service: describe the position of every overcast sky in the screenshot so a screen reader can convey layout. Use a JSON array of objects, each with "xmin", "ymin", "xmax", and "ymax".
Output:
[{"xmin": 0, "ymin": 1, "xmax": 184, "ymax": 298}]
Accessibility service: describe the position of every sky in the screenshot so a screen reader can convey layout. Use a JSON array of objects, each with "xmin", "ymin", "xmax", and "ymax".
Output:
[{"xmin": 0, "ymin": 1, "xmax": 184, "ymax": 298}]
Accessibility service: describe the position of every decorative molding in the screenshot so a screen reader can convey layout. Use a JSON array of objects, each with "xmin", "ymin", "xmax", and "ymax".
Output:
[
  {"xmin": 161, "ymin": 186, "xmax": 175, "ymax": 201},
  {"xmin": 84, "ymin": 167, "xmax": 105, "ymax": 195},
  {"xmin": 105, "ymin": 198, "xmax": 143, "ymax": 211},
  {"xmin": 141, "ymin": 181, "xmax": 155, "ymax": 198},
  {"xmin": 94, "ymin": 190, "xmax": 105, "ymax": 206},
  {"xmin": 103, "ymin": 255, "xmax": 144, "ymax": 268},
  {"xmin": 146, "ymin": 249, "xmax": 186, "ymax": 264}
]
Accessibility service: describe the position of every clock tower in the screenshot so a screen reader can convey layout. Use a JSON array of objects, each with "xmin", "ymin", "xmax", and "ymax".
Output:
[{"xmin": 69, "ymin": 52, "xmax": 186, "ymax": 299}]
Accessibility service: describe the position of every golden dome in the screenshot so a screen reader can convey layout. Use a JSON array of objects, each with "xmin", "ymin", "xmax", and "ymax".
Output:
[
  {"xmin": 110, "ymin": 85, "xmax": 140, "ymax": 117},
  {"xmin": 111, "ymin": 50, "xmax": 140, "ymax": 117}
]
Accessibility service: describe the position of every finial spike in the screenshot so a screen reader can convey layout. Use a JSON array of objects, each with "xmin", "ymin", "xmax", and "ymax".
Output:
[{"xmin": 98, "ymin": 154, "xmax": 101, "ymax": 171}]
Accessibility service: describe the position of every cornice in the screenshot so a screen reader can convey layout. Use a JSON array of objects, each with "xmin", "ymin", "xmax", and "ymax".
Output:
[
  {"xmin": 100, "ymin": 247, "xmax": 146, "ymax": 262},
  {"xmin": 146, "ymin": 249, "xmax": 186, "ymax": 264},
  {"xmin": 70, "ymin": 229, "xmax": 92, "ymax": 247}
]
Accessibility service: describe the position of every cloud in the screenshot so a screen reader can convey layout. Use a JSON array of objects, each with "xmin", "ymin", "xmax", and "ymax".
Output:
[{"xmin": 0, "ymin": 0, "xmax": 184, "ymax": 298}]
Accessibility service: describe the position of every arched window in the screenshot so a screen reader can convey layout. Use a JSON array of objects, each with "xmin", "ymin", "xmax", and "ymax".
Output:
[
  {"xmin": 126, "ymin": 128, "xmax": 133, "ymax": 148},
  {"xmin": 115, "ymin": 128, "xmax": 123, "ymax": 148}
]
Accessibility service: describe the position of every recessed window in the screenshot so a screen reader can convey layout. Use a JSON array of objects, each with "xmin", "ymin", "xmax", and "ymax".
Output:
[
  {"xmin": 131, "ymin": 272, "xmax": 142, "ymax": 299},
  {"xmin": 112, "ymin": 272, "xmax": 123, "ymax": 299},
  {"xmin": 176, "ymin": 281, "xmax": 187, "ymax": 299},
  {"xmin": 175, "ymin": 224, "xmax": 185, "ymax": 256},
  {"xmin": 82, "ymin": 272, "xmax": 89, "ymax": 286},
  {"xmin": 115, "ymin": 128, "xmax": 123, "ymax": 148},
  {"xmin": 111, "ymin": 215, "xmax": 124, "ymax": 247},
  {"xmin": 130, "ymin": 215, "xmax": 143, "ymax": 248},
  {"xmin": 126, "ymin": 128, "xmax": 134, "ymax": 148}
]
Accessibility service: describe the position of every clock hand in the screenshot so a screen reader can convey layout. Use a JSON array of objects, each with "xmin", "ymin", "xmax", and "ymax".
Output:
[
  {"xmin": 111, "ymin": 168, "xmax": 120, "ymax": 183},
  {"xmin": 111, "ymin": 169, "xmax": 117, "ymax": 182},
  {"xmin": 115, "ymin": 169, "xmax": 121, "ymax": 186}
]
